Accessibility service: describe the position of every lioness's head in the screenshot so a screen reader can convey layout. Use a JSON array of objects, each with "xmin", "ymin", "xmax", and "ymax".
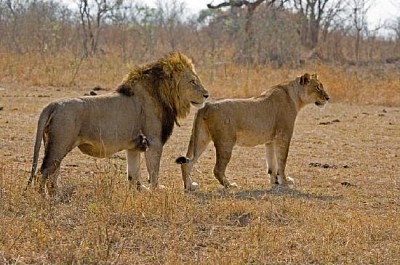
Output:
[{"xmin": 298, "ymin": 73, "xmax": 330, "ymax": 107}]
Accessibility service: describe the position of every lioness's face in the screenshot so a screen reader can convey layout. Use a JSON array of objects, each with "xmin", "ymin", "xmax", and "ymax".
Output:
[
  {"xmin": 180, "ymin": 69, "xmax": 209, "ymax": 108},
  {"xmin": 301, "ymin": 74, "xmax": 330, "ymax": 107}
]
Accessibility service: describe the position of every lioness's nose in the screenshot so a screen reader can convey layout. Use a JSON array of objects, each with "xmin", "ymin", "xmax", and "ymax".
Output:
[
  {"xmin": 325, "ymin": 95, "xmax": 330, "ymax": 101},
  {"xmin": 203, "ymin": 94, "xmax": 209, "ymax": 99}
]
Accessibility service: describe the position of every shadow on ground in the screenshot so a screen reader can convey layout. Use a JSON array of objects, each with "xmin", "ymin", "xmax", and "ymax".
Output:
[{"xmin": 189, "ymin": 186, "xmax": 343, "ymax": 202}]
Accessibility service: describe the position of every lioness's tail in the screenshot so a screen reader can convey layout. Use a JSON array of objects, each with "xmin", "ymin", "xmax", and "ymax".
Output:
[
  {"xmin": 25, "ymin": 103, "xmax": 56, "ymax": 190},
  {"xmin": 176, "ymin": 107, "xmax": 210, "ymax": 165},
  {"xmin": 175, "ymin": 156, "xmax": 190, "ymax": 164}
]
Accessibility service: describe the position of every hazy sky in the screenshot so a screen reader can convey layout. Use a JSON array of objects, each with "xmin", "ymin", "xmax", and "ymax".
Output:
[{"xmin": 151, "ymin": 0, "xmax": 398, "ymax": 29}]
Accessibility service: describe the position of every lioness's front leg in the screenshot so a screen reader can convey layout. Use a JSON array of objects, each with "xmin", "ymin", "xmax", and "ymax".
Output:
[
  {"xmin": 265, "ymin": 142, "xmax": 278, "ymax": 185},
  {"xmin": 275, "ymin": 138, "xmax": 294, "ymax": 186},
  {"xmin": 144, "ymin": 143, "xmax": 163, "ymax": 189}
]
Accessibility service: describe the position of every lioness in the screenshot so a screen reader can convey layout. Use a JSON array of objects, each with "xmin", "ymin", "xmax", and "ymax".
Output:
[
  {"xmin": 28, "ymin": 52, "xmax": 209, "ymax": 196},
  {"xmin": 176, "ymin": 73, "xmax": 329, "ymax": 191}
]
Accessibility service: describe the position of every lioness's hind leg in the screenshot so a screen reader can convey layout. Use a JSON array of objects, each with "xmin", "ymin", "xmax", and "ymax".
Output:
[
  {"xmin": 179, "ymin": 138, "xmax": 209, "ymax": 191},
  {"xmin": 177, "ymin": 118, "xmax": 211, "ymax": 191},
  {"xmin": 213, "ymin": 142, "xmax": 237, "ymax": 188}
]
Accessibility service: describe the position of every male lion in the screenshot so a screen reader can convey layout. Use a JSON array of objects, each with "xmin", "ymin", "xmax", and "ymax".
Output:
[
  {"xmin": 176, "ymin": 73, "xmax": 329, "ymax": 191},
  {"xmin": 28, "ymin": 52, "xmax": 209, "ymax": 196}
]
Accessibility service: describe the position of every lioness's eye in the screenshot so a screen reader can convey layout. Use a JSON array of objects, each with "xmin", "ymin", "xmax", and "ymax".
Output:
[{"xmin": 190, "ymin": 80, "xmax": 197, "ymax": 85}]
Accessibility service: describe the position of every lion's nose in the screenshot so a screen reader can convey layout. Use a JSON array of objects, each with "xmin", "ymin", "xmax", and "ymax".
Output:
[
  {"xmin": 325, "ymin": 95, "xmax": 330, "ymax": 101},
  {"xmin": 203, "ymin": 94, "xmax": 209, "ymax": 99}
]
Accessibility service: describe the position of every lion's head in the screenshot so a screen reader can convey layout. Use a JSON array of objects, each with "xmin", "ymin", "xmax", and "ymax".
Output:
[
  {"xmin": 298, "ymin": 73, "xmax": 330, "ymax": 107},
  {"xmin": 117, "ymin": 52, "xmax": 209, "ymax": 119}
]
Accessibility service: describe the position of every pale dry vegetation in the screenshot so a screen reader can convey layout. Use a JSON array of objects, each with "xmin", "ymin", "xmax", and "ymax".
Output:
[{"xmin": 1, "ymin": 0, "xmax": 400, "ymax": 264}]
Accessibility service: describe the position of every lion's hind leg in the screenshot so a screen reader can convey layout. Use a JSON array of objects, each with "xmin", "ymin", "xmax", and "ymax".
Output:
[
  {"xmin": 37, "ymin": 128, "xmax": 78, "ymax": 198},
  {"xmin": 37, "ymin": 151, "xmax": 63, "ymax": 198}
]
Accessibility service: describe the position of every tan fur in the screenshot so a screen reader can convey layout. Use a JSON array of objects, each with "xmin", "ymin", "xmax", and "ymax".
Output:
[
  {"xmin": 176, "ymin": 73, "xmax": 329, "ymax": 191},
  {"xmin": 27, "ymin": 52, "xmax": 209, "ymax": 196}
]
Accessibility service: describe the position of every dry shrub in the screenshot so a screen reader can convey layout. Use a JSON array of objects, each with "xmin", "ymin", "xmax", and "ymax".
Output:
[{"xmin": 1, "ymin": 52, "xmax": 399, "ymax": 106}]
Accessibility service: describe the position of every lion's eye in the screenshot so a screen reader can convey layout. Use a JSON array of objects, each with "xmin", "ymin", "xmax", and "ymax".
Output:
[{"xmin": 190, "ymin": 80, "xmax": 197, "ymax": 85}]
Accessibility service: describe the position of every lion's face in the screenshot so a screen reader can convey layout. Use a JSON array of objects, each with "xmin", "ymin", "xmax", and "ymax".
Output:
[
  {"xmin": 300, "ymin": 73, "xmax": 330, "ymax": 108},
  {"xmin": 179, "ymin": 69, "xmax": 209, "ymax": 108}
]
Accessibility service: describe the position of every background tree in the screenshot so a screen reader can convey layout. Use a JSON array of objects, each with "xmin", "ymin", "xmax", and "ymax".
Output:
[
  {"xmin": 207, "ymin": 0, "xmax": 287, "ymax": 63},
  {"xmin": 291, "ymin": 0, "xmax": 343, "ymax": 49},
  {"xmin": 77, "ymin": 0, "xmax": 125, "ymax": 57},
  {"xmin": 348, "ymin": 0, "xmax": 371, "ymax": 62}
]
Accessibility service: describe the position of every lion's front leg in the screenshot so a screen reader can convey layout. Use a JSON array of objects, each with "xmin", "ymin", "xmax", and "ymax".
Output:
[
  {"xmin": 126, "ymin": 150, "xmax": 148, "ymax": 191},
  {"xmin": 144, "ymin": 144, "xmax": 163, "ymax": 189}
]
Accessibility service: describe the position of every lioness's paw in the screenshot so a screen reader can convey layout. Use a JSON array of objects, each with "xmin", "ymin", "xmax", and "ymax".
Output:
[
  {"xmin": 151, "ymin": 184, "xmax": 166, "ymax": 190},
  {"xmin": 138, "ymin": 185, "xmax": 150, "ymax": 192},
  {"xmin": 228, "ymin": 182, "xmax": 239, "ymax": 189},
  {"xmin": 287, "ymin": 176, "xmax": 295, "ymax": 185},
  {"xmin": 189, "ymin": 181, "xmax": 199, "ymax": 191},
  {"xmin": 282, "ymin": 177, "xmax": 295, "ymax": 188}
]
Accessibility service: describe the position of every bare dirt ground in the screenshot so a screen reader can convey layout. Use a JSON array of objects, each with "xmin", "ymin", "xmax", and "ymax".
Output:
[{"xmin": 1, "ymin": 84, "xmax": 399, "ymax": 264}]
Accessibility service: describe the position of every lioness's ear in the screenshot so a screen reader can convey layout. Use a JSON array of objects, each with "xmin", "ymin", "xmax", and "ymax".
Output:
[{"xmin": 300, "ymin": 73, "xmax": 311, "ymax": 85}]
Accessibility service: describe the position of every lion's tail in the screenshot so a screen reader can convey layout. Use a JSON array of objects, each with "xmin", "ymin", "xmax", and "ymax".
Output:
[{"xmin": 25, "ymin": 103, "xmax": 56, "ymax": 190}]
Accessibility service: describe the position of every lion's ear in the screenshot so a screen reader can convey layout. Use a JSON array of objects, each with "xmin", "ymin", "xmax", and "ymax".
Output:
[
  {"xmin": 162, "ymin": 64, "xmax": 174, "ymax": 79},
  {"xmin": 299, "ymin": 73, "xmax": 311, "ymax": 85}
]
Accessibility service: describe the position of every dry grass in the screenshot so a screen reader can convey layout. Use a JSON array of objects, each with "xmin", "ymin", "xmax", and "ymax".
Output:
[
  {"xmin": 1, "ymin": 52, "xmax": 399, "ymax": 106},
  {"xmin": 0, "ymin": 53, "xmax": 399, "ymax": 264}
]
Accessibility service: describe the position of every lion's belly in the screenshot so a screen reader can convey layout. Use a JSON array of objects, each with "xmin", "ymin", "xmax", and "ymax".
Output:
[
  {"xmin": 235, "ymin": 130, "xmax": 272, "ymax": 147},
  {"xmin": 78, "ymin": 141, "xmax": 129, "ymax": 158}
]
